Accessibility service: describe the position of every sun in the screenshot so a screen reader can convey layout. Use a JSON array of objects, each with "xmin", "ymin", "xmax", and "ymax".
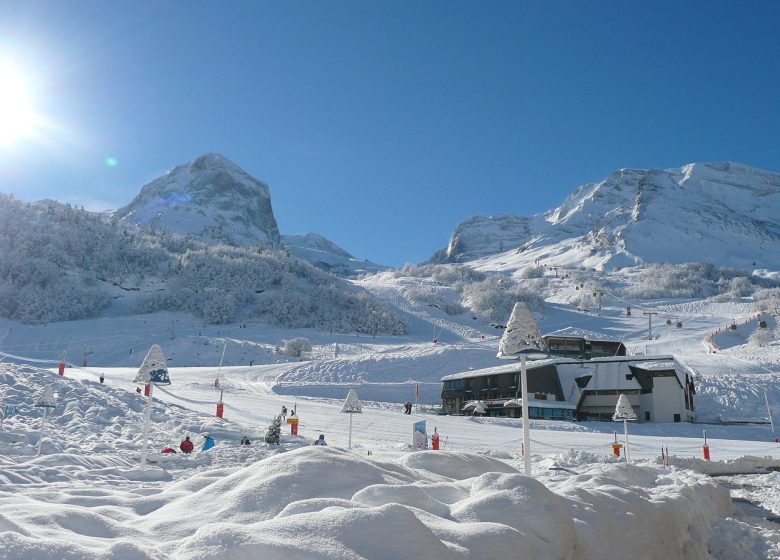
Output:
[{"xmin": 0, "ymin": 63, "xmax": 36, "ymax": 145}]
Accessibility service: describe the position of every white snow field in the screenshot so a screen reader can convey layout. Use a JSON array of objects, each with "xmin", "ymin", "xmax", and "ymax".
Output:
[{"xmin": 2, "ymin": 270, "xmax": 780, "ymax": 559}]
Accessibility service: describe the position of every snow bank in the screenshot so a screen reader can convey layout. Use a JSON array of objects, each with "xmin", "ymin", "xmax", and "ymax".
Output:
[{"xmin": 1, "ymin": 444, "xmax": 746, "ymax": 560}]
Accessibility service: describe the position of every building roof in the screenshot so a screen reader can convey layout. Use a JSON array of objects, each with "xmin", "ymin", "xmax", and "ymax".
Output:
[
  {"xmin": 441, "ymin": 359, "xmax": 556, "ymax": 381},
  {"xmin": 543, "ymin": 327, "xmax": 623, "ymax": 343}
]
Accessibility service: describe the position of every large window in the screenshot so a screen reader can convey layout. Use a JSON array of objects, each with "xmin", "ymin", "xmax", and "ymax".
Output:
[{"xmin": 443, "ymin": 379, "xmax": 465, "ymax": 391}]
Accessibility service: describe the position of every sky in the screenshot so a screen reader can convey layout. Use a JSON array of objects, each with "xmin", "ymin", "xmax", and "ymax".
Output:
[{"xmin": 1, "ymin": 1, "xmax": 779, "ymax": 266}]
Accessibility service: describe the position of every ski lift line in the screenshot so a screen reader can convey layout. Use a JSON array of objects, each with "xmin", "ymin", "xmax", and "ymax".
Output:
[
  {"xmin": 152, "ymin": 385, "xmax": 267, "ymax": 423},
  {"xmin": 0, "ymin": 350, "xmax": 62, "ymax": 365},
  {"xmin": 154, "ymin": 385, "xmax": 222, "ymax": 406}
]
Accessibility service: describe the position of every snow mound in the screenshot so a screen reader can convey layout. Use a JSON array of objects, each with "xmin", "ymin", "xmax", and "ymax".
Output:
[
  {"xmin": 0, "ymin": 364, "xmax": 242, "ymax": 458},
  {"xmin": 0, "ymin": 441, "xmax": 747, "ymax": 560},
  {"xmin": 398, "ymin": 450, "xmax": 517, "ymax": 479}
]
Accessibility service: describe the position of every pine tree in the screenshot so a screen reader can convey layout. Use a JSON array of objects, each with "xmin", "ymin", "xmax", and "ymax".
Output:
[{"xmin": 264, "ymin": 414, "xmax": 282, "ymax": 444}]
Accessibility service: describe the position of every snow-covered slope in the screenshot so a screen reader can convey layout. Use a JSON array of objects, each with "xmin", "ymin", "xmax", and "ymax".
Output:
[
  {"xmin": 435, "ymin": 162, "xmax": 780, "ymax": 271},
  {"xmin": 115, "ymin": 153, "xmax": 281, "ymax": 247},
  {"xmin": 282, "ymin": 233, "xmax": 387, "ymax": 276}
]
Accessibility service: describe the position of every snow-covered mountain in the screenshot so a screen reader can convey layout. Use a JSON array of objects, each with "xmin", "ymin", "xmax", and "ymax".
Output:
[
  {"xmin": 282, "ymin": 233, "xmax": 386, "ymax": 275},
  {"xmin": 115, "ymin": 153, "xmax": 282, "ymax": 248},
  {"xmin": 434, "ymin": 162, "xmax": 780, "ymax": 272}
]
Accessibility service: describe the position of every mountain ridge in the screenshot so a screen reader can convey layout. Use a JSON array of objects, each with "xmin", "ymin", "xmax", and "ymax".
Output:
[{"xmin": 432, "ymin": 161, "xmax": 780, "ymax": 272}]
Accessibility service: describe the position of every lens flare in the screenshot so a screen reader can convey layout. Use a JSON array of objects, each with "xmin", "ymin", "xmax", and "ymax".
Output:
[{"xmin": 0, "ymin": 63, "xmax": 36, "ymax": 145}]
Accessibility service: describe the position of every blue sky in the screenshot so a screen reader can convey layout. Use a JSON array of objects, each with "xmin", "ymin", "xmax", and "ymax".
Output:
[{"xmin": 1, "ymin": 1, "xmax": 779, "ymax": 266}]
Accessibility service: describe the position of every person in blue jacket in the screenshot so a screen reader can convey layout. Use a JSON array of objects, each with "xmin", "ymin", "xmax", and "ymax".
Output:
[{"xmin": 202, "ymin": 433, "xmax": 216, "ymax": 451}]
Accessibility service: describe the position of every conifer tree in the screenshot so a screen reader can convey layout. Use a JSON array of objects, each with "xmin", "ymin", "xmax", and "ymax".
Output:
[{"xmin": 264, "ymin": 414, "xmax": 282, "ymax": 444}]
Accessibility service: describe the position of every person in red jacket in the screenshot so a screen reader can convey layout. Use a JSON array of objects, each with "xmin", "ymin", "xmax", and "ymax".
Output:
[{"xmin": 179, "ymin": 436, "xmax": 194, "ymax": 454}]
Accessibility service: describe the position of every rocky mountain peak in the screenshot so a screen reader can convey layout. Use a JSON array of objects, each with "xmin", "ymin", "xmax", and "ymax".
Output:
[{"xmin": 115, "ymin": 154, "xmax": 281, "ymax": 248}]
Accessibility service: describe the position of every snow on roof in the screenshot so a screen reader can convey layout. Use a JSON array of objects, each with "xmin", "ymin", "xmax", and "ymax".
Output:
[
  {"xmin": 543, "ymin": 327, "xmax": 623, "ymax": 343},
  {"xmin": 631, "ymin": 361, "xmax": 676, "ymax": 371},
  {"xmin": 441, "ymin": 359, "xmax": 556, "ymax": 382},
  {"xmin": 579, "ymin": 361, "xmax": 642, "ymax": 393}
]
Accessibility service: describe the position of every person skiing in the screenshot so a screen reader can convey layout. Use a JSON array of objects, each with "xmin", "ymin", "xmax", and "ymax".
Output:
[
  {"xmin": 404, "ymin": 402, "xmax": 412, "ymax": 414},
  {"xmin": 202, "ymin": 434, "xmax": 216, "ymax": 451},
  {"xmin": 281, "ymin": 405, "xmax": 288, "ymax": 420},
  {"xmin": 179, "ymin": 436, "xmax": 194, "ymax": 454},
  {"xmin": 99, "ymin": 374, "xmax": 105, "ymax": 384},
  {"xmin": 240, "ymin": 436, "xmax": 251, "ymax": 445},
  {"xmin": 312, "ymin": 434, "xmax": 327, "ymax": 446}
]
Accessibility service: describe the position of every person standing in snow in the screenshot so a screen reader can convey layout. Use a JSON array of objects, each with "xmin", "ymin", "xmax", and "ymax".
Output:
[
  {"xmin": 179, "ymin": 436, "xmax": 194, "ymax": 454},
  {"xmin": 202, "ymin": 434, "xmax": 216, "ymax": 451},
  {"xmin": 240, "ymin": 436, "xmax": 251, "ymax": 445},
  {"xmin": 99, "ymin": 374, "xmax": 105, "ymax": 384},
  {"xmin": 312, "ymin": 434, "xmax": 327, "ymax": 446},
  {"xmin": 281, "ymin": 405, "xmax": 288, "ymax": 420}
]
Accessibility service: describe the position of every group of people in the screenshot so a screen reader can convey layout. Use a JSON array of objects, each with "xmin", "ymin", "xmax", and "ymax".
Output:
[
  {"xmin": 159, "ymin": 403, "xmax": 332, "ymax": 454},
  {"xmin": 161, "ymin": 434, "xmax": 212, "ymax": 455}
]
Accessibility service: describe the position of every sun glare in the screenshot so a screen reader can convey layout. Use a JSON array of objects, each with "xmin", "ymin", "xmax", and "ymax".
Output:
[{"xmin": 0, "ymin": 63, "xmax": 36, "ymax": 145}]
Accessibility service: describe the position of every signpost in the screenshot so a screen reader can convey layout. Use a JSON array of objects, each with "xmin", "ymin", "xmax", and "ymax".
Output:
[
  {"xmin": 612, "ymin": 394, "xmax": 637, "ymax": 462},
  {"xmin": 341, "ymin": 389, "xmax": 363, "ymax": 450},
  {"xmin": 134, "ymin": 345, "xmax": 171, "ymax": 466},
  {"xmin": 35, "ymin": 386, "xmax": 56, "ymax": 457},
  {"xmin": 497, "ymin": 302, "xmax": 549, "ymax": 476}
]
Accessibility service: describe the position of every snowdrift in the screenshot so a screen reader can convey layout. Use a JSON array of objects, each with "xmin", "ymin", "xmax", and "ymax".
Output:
[{"xmin": 0, "ymin": 442, "xmax": 742, "ymax": 560}]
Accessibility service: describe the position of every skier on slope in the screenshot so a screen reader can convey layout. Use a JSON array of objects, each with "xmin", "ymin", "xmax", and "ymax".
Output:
[
  {"xmin": 202, "ymin": 434, "xmax": 216, "ymax": 451},
  {"xmin": 281, "ymin": 405, "xmax": 288, "ymax": 420},
  {"xmin": 179, "ymin": 436, "xmax": 194, "ymax": 454},
  {"xmin": 312, "ymin": 434, "xmax": 327, "ymax": 446}
]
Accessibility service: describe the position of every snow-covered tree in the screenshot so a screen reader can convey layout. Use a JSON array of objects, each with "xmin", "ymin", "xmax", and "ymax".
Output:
[
  {"xmin": 264, "ymin": 415, "xmax": 282, "ymax": 444},
  {"xmin": 282, "ymin": 337, "xmax": 312, "ymax": 357}
]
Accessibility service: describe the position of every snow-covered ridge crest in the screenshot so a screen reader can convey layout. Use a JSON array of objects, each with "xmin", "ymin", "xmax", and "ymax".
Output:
[
  {"xmin": 433, "ymin": 161, "xmax": 780, "ymax": 271},
  {"xmin": 115, "ymin": 153, "xmax": 282, "ymax": 248}
]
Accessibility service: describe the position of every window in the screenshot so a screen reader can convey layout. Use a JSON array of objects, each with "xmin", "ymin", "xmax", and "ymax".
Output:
[
  {"xmin": 644, "ymin": 411, "xmax": 650, "ymax": 421},
  {"xmin": 673, "ymin": 413, "xmax": 681, "ymax": 423}
]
